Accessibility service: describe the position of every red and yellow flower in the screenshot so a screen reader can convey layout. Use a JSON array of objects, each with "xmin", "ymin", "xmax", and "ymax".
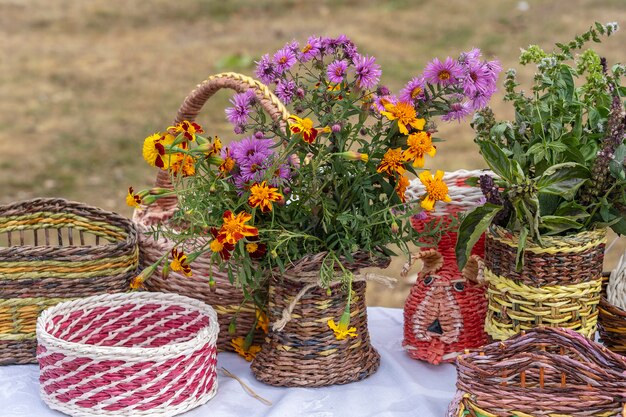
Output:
[
  {"xmin": 169, "ymin": 153, "xmax": 196, "ymax": 177},
  {"xmin": 419, "ymin": 170, "xmax": 451, "ymax": 211},
  {"xmin": 170, "ymin": 248, "xmax": 192, "ymax": 277},
  {"xmin": 218, "ymin": 211, "xmax": 259, "ymax": 245},
  {"xmin": 143, "ymin": 132, "xmax": 175, "ymax": 169},
  {"xmin": 376, "ymin": 148, "xmax": 407, "ymax": 176},
  {"xmin": 395, "ymin": 175, "xmax": 410, "ymax": 203},
  {"xmin": 168, "ymin": 120, "xmax": 203, "ymax": 142},
  {"xmin": 126, "ymin": 187, "xmax": 142, "ymax": 208},
  {"xmin": 256, "ymin": 309, "xmax": 269, "ymax": 333},
  {"xmin": 288, "ymin": 115, "xmax": 329, "ymax": 144},
  {"xmin": 403, "ymin": 131, "xmax": 436, "ymax": 168},
  {"xmin": 248, "ymin": 181, "xmax": 283, "ymax": 213},
  {"xmin": 380, "ymin": 100, "xmax": 426, "ymax": 135},
  {"xmin": 245, "ymin": 236, "xmax": 267, "ymax": 259},
  {"xmin": 209, "ymin": 227, "xmax": 234, "ymax": 261}
]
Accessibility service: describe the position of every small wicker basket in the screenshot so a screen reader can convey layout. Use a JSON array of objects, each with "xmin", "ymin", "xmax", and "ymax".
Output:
[
  {"xmin": 0, "ymin": 198, "xmax": 138, "ymax": 365},
  {"xmin": 37, "ymin": 292, "xmax": 219, "ymax": 417},
  {"xmin": 599, "ymin": 253, "xmax": 626, "ymax": 355},
  {"xmin": 402, "ymin": 170, "xmax": 490, "ymax": 364},
  {"xmin": 133, "ymin": 72, "xmax": 289, "ymax": 351},
  {"xmin": 448, "ymin": 327, "xmax": 626, "ymax": 416}
]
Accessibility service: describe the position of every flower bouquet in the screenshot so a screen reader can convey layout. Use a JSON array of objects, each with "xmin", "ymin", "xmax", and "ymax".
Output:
[
  {"xmin": 130, "ymin": 35, "xmax": 496, "ymax": 387},
  {"xmin": 456, "ymin": 22, "xmax": 625, "ymax": 340}
]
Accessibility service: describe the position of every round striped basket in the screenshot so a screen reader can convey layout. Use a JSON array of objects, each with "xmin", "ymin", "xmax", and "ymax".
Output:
[{"xmin": 36, "ymin": 292, "xmax": 219, "ymax": 417}]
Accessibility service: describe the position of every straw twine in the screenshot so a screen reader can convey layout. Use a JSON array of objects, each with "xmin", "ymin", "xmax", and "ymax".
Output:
[
  {"xmin": 448, "ymin": 327, "xmax": 626, "ymax": 416},
  {"xmin": 484, "ymin": 226, "xmax": 606, "ymax": 341},
  {"xmin": 37, "ymin": 292, "xmax": 219, "ymax": 417},
  {"xmin": 0, "ymin": 198, "xmax": 138, "ymax": 365},
  {"xmin": 402, "ymin": 170, "xmax": 490, "ymax": 365},
  {"xmin": 133, "ymin": 72, "xmax": 290, "ymax": 351}
]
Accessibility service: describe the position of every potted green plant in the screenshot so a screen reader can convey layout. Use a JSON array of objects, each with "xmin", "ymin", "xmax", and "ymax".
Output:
[{"xmin": 456, "ymin": 22, "xmax": 625, "ymax": 341}]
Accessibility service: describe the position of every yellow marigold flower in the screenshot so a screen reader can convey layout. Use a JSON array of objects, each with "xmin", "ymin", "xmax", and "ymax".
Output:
[
  {"xmin": 209, "ymin": 136, "xmax": 223, "ymax": 156},
  {"xmin": 288, "ymin": 115, "xmax": 329, "ymax": 144},
  {"xmin": 168, "ymin": 120, "xmax": 203, "ymax": 141},
  {"xmin": 380, "ymin": 101, "xmax": 426, "ymax": 135},
  {"xmin": 327, "ymin": 319, "xmax": 358, "ymax": 340},
  {"xmin": 231, "ymin": 337, "xmax": 262, "ymax": 361},
  {"xmin": 170, "ymin": 248, "xmax": 192, "ymax": 277},
  {"xmin": 419, "ymin": 170, "xmax": 452, "ymax": 211},
  {"xmin": 248, "ymin": 181, "xmax": 283, "ymax": 213},
  {"xmin": 395, "ymin": 175, "xmax": 410, "ymax": 203},
  {"xmin": 377, "ymin": 148, "xmax": 407, "ymax": 176},
  {"xmin": 219, "ymin": 156, "xmax": 236, "ymax": 174},
  {"xmin": 125, "ymin": 187, "xmax": 142, "ymax": 208},
  {"xmin": 403, "ymin": 132, "xmax": 436, "ymax": 168},
  {"xmin": 169, "ymin": 153, "xmax": 196, "ymax": 177},
  {"xmin": 142, "ymin": 133, "xmax": 175, "ymax": 169},
  {"xmin": 218, "ymin": 211, "xmax": 259, "ymax": 245},
  {"xmin": 256, "ymin": 309, "xmax": 269, "ymax": 334}
]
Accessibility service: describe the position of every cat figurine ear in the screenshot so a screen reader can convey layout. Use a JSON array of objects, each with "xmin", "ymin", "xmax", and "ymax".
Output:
[
  {"xmin": 462, "ymin": 254, "xmax": 485, "ymax": 286},
  {"xmin": 401, "ymin": 249, "xmax": 444, "ymax": 278}
]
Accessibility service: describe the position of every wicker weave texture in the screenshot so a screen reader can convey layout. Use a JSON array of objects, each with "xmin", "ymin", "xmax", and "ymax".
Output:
[
  {"xmin": 599, "ymin": 253, "xmax": 626, "ymax": 354},
  {"xmin": 403, "ymin": 170, "xmax": 490, "ymax": 364},
  {"xmin": 37, "ymin": 292, "xmax": 219, "ymax": 417},
  {"xmin": 484, "ymin": 226, "xmax": 606, "ymax": 341},
  {"xmin": 250, "ymin": 273, "xmax": 380, "ymax": 387},
  {"xmin": 448, "ymin": 327, "xmax": 626, "ymax": 416},
  {"xmin": 133, "ymin": 72, "xmax": 289, "ymax": 351},
  {"xmin": 0, "ymin": 198, "xmax": 138, "ymax": 365}
]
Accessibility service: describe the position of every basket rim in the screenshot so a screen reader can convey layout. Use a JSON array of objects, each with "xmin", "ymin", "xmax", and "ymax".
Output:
[
  {"xmin": 487, "ymin": 224, "xmax": 607, "ymax": 250},
  {"xmin": 0, "ymin": 197, "xmax": 138, "ymax": 253},
  {"xmin": 36, "ymin": 292, "xmax": 219, "ymax": 359}
]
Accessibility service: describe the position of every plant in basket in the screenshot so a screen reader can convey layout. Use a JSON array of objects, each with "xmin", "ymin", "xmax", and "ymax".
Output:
[
  {"xmin": 456, "ymin": 22, "xmax": 626, "ymax": 341},
  {"xmin": 129, "ymin": 35, "xmax": 497, "ymax": 387}
]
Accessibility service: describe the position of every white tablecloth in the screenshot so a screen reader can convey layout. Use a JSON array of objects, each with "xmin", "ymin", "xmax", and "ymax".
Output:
[{"xmin": 0, "ymin": 307, "xmax": 457, "ymax": 417}]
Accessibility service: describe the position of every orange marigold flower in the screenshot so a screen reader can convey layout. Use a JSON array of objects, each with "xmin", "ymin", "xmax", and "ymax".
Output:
[
  {"xmin": 380, "ymin": 101, "xmax": 426, "ymax": 135},
  {"xmin": 129, "ymin": 264, "xmax": 158, "ymax": 290},
  {"xmin": 125, "ymin": 186, "xmax": 142, "ymax": 208},
  {"xmin": 256, "ymin": 309, "xmax": 269, "ymax": 333},
  {"xmin": 403, "ymin": 131, "xmax": 436, "ymax": 168},
  {"xmin": 231, "ymin": 337, "xmax": 262, "ymax": 361},
  {"xmin": 395, "ymin": 175, "xmax": 410, "ymax": 203},
  {"xmin": 219, "ymin": 156, "xmax": 236, "ymax": 174},
  {"xmin": 218, "ymin": 211, "xmax": 259, "ymax": 245},
  {"xmin": 209, "ymin": 227, "xmax": 234, "ymax": 261},
  {"xmin": 377, "ymin": 148, "xmax": 407, "ymax": 176},
  {"xmin": 168, "ymin": 120, "xmax": 203, "ymax": 141},
  {"xmin": 143, "ymin": 132, "xmax": 175, "ymax": 169},
  {"xmin": 288, "ymin": 115, "xmax": 329, "ymax": 144},
  {"xmin": 170, "ymin": 248, "xmax": 192, "ymax": 277},
  {"xmin": 245, "ymin": 236, "xmax": 267, "ymax": 259},
  {"xmin": 419, "ymin": 170, "xmax": 452, "ymax": 211},
  {"xmin": 248, "ymin": 181, "xmax": 283, "ymax": 213},
  {"xmin": 169, "ymin": 153, "xmax": 196, "ymax": 177}
]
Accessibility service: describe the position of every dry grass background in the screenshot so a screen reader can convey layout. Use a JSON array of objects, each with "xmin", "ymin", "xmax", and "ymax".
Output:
[{"xmin": 0, "ymin": 0, "xmax": 624, "ymax": 307}]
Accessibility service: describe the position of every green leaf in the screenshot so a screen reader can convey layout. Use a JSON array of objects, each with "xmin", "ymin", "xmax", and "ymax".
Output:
[
  {"xmin": 541, "ymin": 215, "xmax": 584, "ymax": 235},
  {"xmin": 477, "ymin": 141, "xmax": 515, "ymax": 182},
  {"xmin": 455, "ymin": 204, "xmax": 503, "ymax": 270},
  {"xmin": 559, "ymin": 65, "xmax": 575, "ymax": 101},
  {"xmin": 515, "ymin": 226, "xmax": 529, "ymax": 271},
  {"xmin": 536, "ymin": 162, "xmax": 589, "ymax": 200}
]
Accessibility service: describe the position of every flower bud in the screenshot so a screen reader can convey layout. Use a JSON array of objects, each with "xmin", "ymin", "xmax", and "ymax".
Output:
[
  {"xmin": 391, "ymin": 220, "xmax": 400, "ymax": 234},
  {"xmin": 335, "ymin": 151, "xmax": 369, "ymax": 162},
  {"xmin": 331, "ymin": 123, "xmax": 342, "ymax": 133}
]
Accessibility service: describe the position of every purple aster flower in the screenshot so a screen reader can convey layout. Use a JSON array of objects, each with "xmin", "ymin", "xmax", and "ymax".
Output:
[
  {"xmin": 327, "ymin": 60, "xmax": 348, "ymax": 83},
  {"xmin": 354, "ymin": 54, "xmax": 382, "ymax": 90},
  {"xmin": 485, "ymin": 60, "xmax": 502, "ymax": 79},
  {"xmin": 321, "ymin": 36, "xmax": 342, "ymax": 53},
  {"xmin": 423, "ymin": 57, "xmax": 463, "ymax": 87},
  {"xmin": 225, "ymin": 90, "xmax": 256, "ymax": 128},
  {"xmin": 458, "ymin": 48, "xmax": 482, "ymax": 67},
  {"xmin": 255, "ymin": 53, "xmax": 276, "ymax": 85},
  {"xmin": 273, "ymin": 47, "xmax": 297, "ymax": 74},
  {"xmin": 467, "ymin": 86, "xmax": 496, "ymax": 110},
  {"xmin": 442, "ymin": 101, "xmax": 472, "ymax": 123},
  {"xmin": 275, "ymin": 80, "xmax": 297, "ymax": 104},
  {"xmin": 372, "ymin": 94, "xmax": 397, "ymax": 112},
  {"xmin": 342, "ymin": 40, "xmax": 358, "ymax": 62},
  {"xmin": 229, "ymin": 136, "xmax": 274, "ymax": 166},
  {"xmin": 300, "ymin": 36, "xmax": 322, "ymax": 62},
  {"xmin": 399, "ymin": 77, "xmax": 426, "ymax": 103},
  {"xmin": 462, "ymin": 61, "xmax": 493, "ymax": 96},
  {"xmin": 285, "ymin": 40, "xmax": 300, "ymax": 54}
]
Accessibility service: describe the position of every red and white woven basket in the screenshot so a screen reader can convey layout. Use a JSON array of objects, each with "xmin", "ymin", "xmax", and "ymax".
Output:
[{"xmin": 36, "ymin": 292, "xmax": 219, "ymax": 417}]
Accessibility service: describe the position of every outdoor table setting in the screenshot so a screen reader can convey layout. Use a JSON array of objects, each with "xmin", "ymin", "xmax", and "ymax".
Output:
[{"xmin": 0, "ymin": 21, "xmax": 625, "ymax": 417}]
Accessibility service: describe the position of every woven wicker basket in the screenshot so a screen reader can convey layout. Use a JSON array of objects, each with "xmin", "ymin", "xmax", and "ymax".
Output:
[
  {"xmin": 0, "ymin": 198, "xmax": 138, "ymax": 365},
  {"xmin": 133, "ymin": 72, "xmax": 289, "ymax": 351},
  {"xmin": 448, "ymin": 327, "xmax": 626, "ymax": 416},
  {"xmin": 401, "ymin": 170, "xmax": 490, "ymax": 364},
  {"xmin": 250, "ymin": 252, "xmax": 389, "ymax": 387},
  {"xmin": 599, "ymin": 253, "xmax": 626, "ymax": 355},
  {"xmin": 484, "ymin": 226, "xmax": 606, "ymax": 341},
  {"xmin": 37, "ymin": 292, "xmax": 219, "ymax": 417}
]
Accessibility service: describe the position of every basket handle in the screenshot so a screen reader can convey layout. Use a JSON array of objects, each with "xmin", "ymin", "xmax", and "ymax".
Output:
[{"xmin": 153, "ymin": 72, "xmax": 291, "ymax": 206}]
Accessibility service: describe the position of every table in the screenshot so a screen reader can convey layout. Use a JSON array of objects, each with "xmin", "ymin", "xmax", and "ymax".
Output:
[{"xmin": 0, "ymin": 307, "xmax": 458, "ymax": 417}]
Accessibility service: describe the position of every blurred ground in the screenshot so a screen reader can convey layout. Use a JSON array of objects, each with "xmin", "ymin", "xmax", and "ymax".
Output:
[{"xmin": 1, "ymin": 0, "xmax": 625, "ymax": 307}]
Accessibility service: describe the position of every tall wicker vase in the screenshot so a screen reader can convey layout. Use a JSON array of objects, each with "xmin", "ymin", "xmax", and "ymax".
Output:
[
  {"xmin": 133, "ymin": 72, "xmax": 289, "ymax": 351},
  {"xmin": 484, "ymin": 226, "xmax": 607, "ymax": 341},
  {"xmin": 250, "ymin": 253, "xmax": 388, "ymax": 387}
]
